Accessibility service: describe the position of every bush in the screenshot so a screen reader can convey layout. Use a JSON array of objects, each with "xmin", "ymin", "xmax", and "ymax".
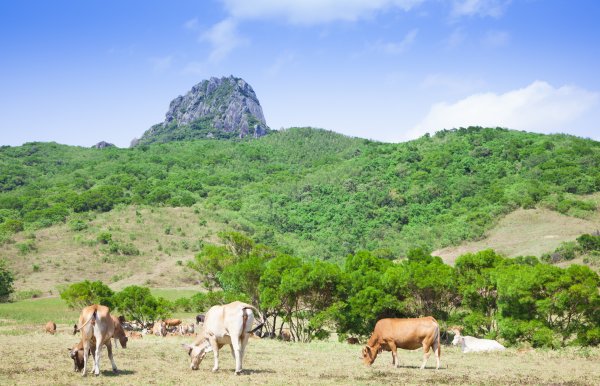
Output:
[
  {"xmin": 0, "ymin": 259, "xmax": 14, "ymax": 302},
  {"xmin": 59, "ymin": 280, "xmax": 115, "ymax": 309},
  {"xmin": 113, "ymin": 285, "xmax": 172, "ymax": 325},
  {"xmin": 97, "ymin": 231, "xmax": 113, "ymax": 244},
  {"xmin": 68, "ymin": 219, "xmax": 88, "ymax": 231},
  {"xmin": 16, "ymin": 239, "xmax": 37, "ymax": 255},
  {"xmin": 577, "ymin": 234, "xmax": 600, "ymax": 252}
]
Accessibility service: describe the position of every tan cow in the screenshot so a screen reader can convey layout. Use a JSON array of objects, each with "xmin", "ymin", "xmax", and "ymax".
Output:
[
  {"xmin": 72, "ymin": 304, "xmax": 118, "ymax": 376},
  {"xmin": 127, "ymin": 331, "xmax": 143, "ymax": 339},
  {"xmin": 182, "ymin": 301, "xmax": 263, "ymax": 374},
  {"xmin": 45, "ymin": 321, "xmax": 57, "ymax": 335},
  {"xmin": 111, "ymin": 315, "xmax": 128, "ymax": 349},
  {"xmin": 362, "ymin": 317, "xmax": 441, "ymax": 370}
]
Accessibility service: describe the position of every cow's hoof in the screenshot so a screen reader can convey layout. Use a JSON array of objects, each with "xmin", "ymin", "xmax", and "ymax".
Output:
[
  {"xmin": 112, "ymin": 368, "xmax": 119, "ymax": 374},
  {"xmin": 212, "ymin": 368, "xmax": 218, "ymax": 373},
  {"xmin": 235, "ymin": 370, "xmax": 243, "ymax": 375}
]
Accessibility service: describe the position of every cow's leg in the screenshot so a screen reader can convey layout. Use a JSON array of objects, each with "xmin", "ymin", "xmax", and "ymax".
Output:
[
  {"xmin": 82, "ymin": 340, "xmax": 90, "ymax": 377},
  {"xmin": 388, "ymin": 342, "xmax": 398, "ymax": 368},
  {"xmin": 106, "ymin": 341, "xmax": 118, "ymax": 373},
  {"xmin": 420, "ymin": 344, "xmax": 432, "ymax": 370},
  {"xmin": 209, "ymin": 337, "xmax": 220, "ymax": 372},
  {"xmin": 240, "ymin": 333, "xmax": 250, "ymax": 366},
  {"xmin": 231, "ymin": 337, "xmax": 243, "ymax": 374},
  {"xmin": 93, "ymin": 339, "xmax": 102, "ymax": 376}
]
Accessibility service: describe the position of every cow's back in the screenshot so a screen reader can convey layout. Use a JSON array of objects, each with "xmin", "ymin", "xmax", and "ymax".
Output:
[
  {"xmin": 202, "ymin": 302, "xmax": 255, "ymax": 342},
  {"xmin": 372, "ymin": 317, "xmax": 438, "ymax": 350}
]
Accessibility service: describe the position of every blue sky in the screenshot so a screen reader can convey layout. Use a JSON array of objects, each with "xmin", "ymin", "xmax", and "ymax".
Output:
[{"xmin": 1, "ymin": 0, "xmax": 599, "ymax": 147}]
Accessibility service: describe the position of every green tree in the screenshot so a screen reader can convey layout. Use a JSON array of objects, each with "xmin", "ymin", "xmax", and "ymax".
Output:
[
  {"xmin": 59, "ymin": 280, "xmax": 114, "ymax": 309},
  {"xmin": 0, "ymin": 259, "xmax": 14, "ymax": 302},
  {"xmin": 113, "ymin": 285, "xmax": 172, "ymax": 325}
]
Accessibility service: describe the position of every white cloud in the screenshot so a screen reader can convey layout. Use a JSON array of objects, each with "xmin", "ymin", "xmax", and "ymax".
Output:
[
  {"xmin": 409, "ymin": 81, "xmax": 599, "ymax": 139},
  {"xmin": 375, "ymin": 29, "xmax": 418, "ymax": 54},
  {"xmin": 200, "ymin": 18, "xmax": 247, "ymax": 63},
  {"xmin": 220, "ymin": 0, "xmax": 425, "ymax": 24},
  {"xmin": 451, "ymin": 0, "xmax": 512, "ymax": 18}
]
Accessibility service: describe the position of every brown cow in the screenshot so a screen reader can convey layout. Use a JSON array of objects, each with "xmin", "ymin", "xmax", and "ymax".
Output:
[
  {"xmin": 346, "ymin": 337, "xmax": 360, "ymax": 345},
  {"xmin": 111, "ymin": 315, "xmax": 128, "ymax": 349},
  {"xmin": 73, "ymin": 304, "xmax": 118, "ymax": 376},
  {"xmin": 361, "ymin": 317, "xmax": 441, "ymax": 370},
  {"xmin": 68, "ymin": 339, "xmax": 95, "ymax": 372},
  {"xmin": 164, "ymin": 318, "xmax": 182, "ymax": 327},
  {"xmin": 45, "ymin": 321, "xmax": 57, "ymax": 335}
]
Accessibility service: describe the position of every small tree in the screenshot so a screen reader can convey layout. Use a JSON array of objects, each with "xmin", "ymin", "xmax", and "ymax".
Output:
[
  {"xmin": 113, "ymin": 285, "xmax": 172, "ymax": 326},
  {"xmin": 0, "ymin": 259, "xmax": 14, "ymax": 302},
  {"xmin": 59, "ymin": 280, "xmax": 114, "ymax": 309}
]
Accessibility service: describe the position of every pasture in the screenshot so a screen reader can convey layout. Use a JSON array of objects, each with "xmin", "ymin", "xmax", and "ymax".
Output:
[{"xmin": 1, "ymin": 299, "xmax": 599, "ymax": 385}]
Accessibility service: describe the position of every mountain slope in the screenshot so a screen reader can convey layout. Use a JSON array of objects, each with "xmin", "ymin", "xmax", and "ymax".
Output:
[{"xmin": 1, "ymin": 127, "xmax": 600, "ymax": 262}]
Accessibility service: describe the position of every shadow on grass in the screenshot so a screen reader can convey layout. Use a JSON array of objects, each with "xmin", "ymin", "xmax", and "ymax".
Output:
[
  {"xmin": 241, "ymin": 368, "xmax": 276, "ymax": 375},
  {"xmin": 100, "ymin": 369, "xmax": 136, "ymax": 377}
]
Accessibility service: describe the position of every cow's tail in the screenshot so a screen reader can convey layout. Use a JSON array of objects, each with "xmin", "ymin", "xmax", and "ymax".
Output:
[
  {"xmin": 74, "ymin": 309, "xmax": 97, "ymax": 335},
  {"xmin": 434, "ymin": 323, "xmax": 441, "ymax": 357},
  {"xmin": 242, "ymin": 305, "xmax": 265, "ymax": 334}
]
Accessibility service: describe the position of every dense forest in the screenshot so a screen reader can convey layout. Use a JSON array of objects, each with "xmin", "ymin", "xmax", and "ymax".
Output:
[{"xmin": 1, "ymin": 127, "xmax": 599, "ymax": 260}]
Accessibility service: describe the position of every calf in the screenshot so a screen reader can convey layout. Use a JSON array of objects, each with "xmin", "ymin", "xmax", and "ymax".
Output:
[
  {"xmin": 347, "ymin": 337, "xmax": 360, "ymax": 345},
  {"xmin": 127, "ymin": 331, "xmax": 143, "ymax": 339},
  {"xmin": 196, "ymin": 314, "xmax": 205, "ymax": 325},
  {"xmin": 111, "ymin": 315, "xmax": 128, "ymax": 349},
  {"xmin": 45, "ymin": 321, "xmax": 57, "ymax": 335},
  {"xmin": 152, "ymin": 321, "xmax": 167, "ymax": 337},
  {"xmin": 362, "ymin": 317, "xmax": 441, "ymax": 369}
]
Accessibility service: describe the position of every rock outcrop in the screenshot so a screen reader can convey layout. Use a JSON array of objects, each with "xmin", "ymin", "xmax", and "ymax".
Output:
[
  {"xmin": 134, "ymin": 76, "xmax": 268, "ymax": 146},
  {"xmin": 92, "ymin": 141, "xmax": 115, "ymax": 149}
]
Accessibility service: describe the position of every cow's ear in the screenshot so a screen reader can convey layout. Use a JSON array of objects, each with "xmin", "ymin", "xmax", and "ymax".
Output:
[{"xmin": 181, "ymin": 343, "xmax": 193, "ymax": 355}]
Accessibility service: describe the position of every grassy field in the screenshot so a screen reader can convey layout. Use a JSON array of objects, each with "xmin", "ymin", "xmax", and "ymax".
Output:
[
  {"xmin": 433, "ymin": 204, "xmax": 600, "ymax": 267},
  {"xmin": 1, "ymin": 298, "xmax": 599, "ymax": 385}
]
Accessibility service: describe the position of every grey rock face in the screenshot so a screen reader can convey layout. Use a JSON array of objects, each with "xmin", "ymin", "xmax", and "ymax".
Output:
[
  {"xmin": 92, "ymin": 141, "xmax": 115, "ymax": 149},
  {"xmin": 135, "ymin": 76, "xmax": 268, "ymax": 146}
]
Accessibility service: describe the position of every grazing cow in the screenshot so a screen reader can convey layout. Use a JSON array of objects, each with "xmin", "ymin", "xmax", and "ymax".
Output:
[
  {"xmin": 182, "ymin": 301, "xmax": 263, "ymax": 374},
  {"xmin": 111, "ymin": 315, "xmax": 128, "ymax": 349},
  {"xmin": 72, "ymin": 304, "xmax": 118, "ymax": 376},
  {"xmin": 451, "ymin": 330, "xmax": 505, "ymax": 353},
  {"xmin": 45, "ymin": 321, "xmax": 57, "ymax": 335},
  {"xmin": 152, "ymin": 321, "xmax": 167, "ymax": 337},
  {"xmin": 362, "ymin": 317, "xmax": 441, "ymax": 370},
  {"xmin": 196, "ymin": 314, "xmax": 205, "ymax": 325}
]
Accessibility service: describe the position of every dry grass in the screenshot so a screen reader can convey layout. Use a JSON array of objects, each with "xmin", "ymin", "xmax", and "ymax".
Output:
[
  {"xmin": 434, "ymin": 206, "xmax": 600, "ymax": 265},
  {"xmin": 0, "ymin": 325, "xmax": 598, "ymax": 385},
  {"xmin": 0, "ymin": 205, "xmax": 227, "ymax": 295}
]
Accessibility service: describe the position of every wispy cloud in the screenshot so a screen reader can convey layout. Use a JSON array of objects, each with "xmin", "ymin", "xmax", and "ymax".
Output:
[
  {"xmin": 409, "ymin": 81, "xmax": 599, "ymax": 138},
  {"xmin": 266, "ymin": 51, "xmax": 296, "ymax": 76},
  {"xmin": 451, "ymin": 0, "xmax": 512, "ymax": 18},
  {"xmin": 444, "ymin": 28, "xmax": 466, "ymax": 49},
  {"xmin": 220, "ymin": 0, "xmax": 426, "ymax": 24},
  {"xmin": 181, "ymin": 61, "xmax": 206, "ymax": 76},
  {"xmin": 200, "ymin": 18, "xmax": 247, "ymax": 63},
  {"xmin": 183, "ymin": 18, "xmax": 199, "ymax": 31},
  {"xmin": 149, "ymin": 55, "xmax": 173, "ymax": 73},
  {"xmin": 375, "ymin": 29, "xmax": 418, "ymax": 55},
  {"xmin": 481, "ymin": 29, "xmax": 509, "ymax": 47},
  {"xmin": 420, "ymin": 73, "xmax": 486, "ymax": 93}
]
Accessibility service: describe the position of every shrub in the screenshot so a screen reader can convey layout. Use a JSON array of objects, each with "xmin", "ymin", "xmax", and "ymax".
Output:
[
  {"xmin": 0, "ymin": 259, "xmax": 14, "ymax": 302},
  {"xmin": 59, "ymin": 280, "xmax": 115, "ymax": 309},
  {"xmin": 577, "ymin": 234, "xmax": 600, "ymax": 252},
  {"xmin": 68, "ymin": 219, "xmax": 88, "ymax": 231},
  {"xmin": 97, "ymin": 231, "xmax": 112, "ymax": 244},
  {"xmin": 16, "ymin": 239, "xmax": 37, "ymax": 255}
]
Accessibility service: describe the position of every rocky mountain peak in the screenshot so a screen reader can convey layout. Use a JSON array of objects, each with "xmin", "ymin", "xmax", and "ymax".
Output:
[{"xmin": 133, "ymin": 76, "xmax": 268, "ymax": 146}]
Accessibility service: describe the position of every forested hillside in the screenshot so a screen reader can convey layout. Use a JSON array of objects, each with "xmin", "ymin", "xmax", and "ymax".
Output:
[{"xmin": 1, "ymin": 127, "xmax": 599, "ymax": 260}]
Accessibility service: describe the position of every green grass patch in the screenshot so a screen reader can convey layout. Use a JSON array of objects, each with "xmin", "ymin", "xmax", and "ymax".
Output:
[{"xmin": 0, "ymin": 297, "xmax": 79, "ymax": 325}]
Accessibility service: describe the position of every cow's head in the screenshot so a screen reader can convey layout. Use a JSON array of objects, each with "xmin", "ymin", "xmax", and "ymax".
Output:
[
  {"xmin": 67, "ymin": 346, "xmax": 84, "ymax": 372},
  {"xmin": 361, "ymin": 345, "xmax": 377, "ymax": 366},
  {"xmin": 451, "ymin": 334, "xmax": 463, "ymax": 346},
  {"xmin": 118, "ymin": 334, "xmax": 129, "ymax": 348},
  {"xmin": 182, "ymin": 341, "xmax": 212, "ymax": 370}
]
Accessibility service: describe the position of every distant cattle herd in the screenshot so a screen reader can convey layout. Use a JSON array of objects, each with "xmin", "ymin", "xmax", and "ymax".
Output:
[{"xmin": 50, "ymin": 301, "xmax": 505, "ymax": 376}]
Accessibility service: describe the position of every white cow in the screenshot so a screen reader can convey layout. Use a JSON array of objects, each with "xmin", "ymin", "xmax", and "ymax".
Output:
[
  {"xmin": 182, "ymin": 301, "xmax": 262, "ymax": 374},
  {"xmin": 452, "ymin": 330, "xmax": 505, "ymax": 353}
]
